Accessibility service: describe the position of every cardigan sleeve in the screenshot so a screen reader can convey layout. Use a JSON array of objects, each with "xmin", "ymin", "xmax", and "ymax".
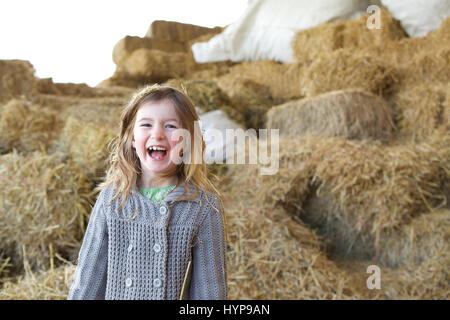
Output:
[
  {"xmin": 67, "ymin": 190, "xmax": 109, "ymax": 300},
  {"xmin": 189, "ymin": 194, "xmax": 228, "ymax": 300}
]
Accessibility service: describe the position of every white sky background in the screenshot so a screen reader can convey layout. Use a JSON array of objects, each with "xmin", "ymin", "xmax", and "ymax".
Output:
[{"xmin": 0, "ymin": 0, "xmax": 248, "ymax": 87}]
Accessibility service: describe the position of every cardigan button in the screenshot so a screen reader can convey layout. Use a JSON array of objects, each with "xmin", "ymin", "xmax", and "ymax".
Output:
[
  {"xmin": 153, "ymin": 243, "xmax": 161, "ymax": 253},
  {"xmin": 127, "ymin": 244, "xmax": 133, "ymax": 253},
  {"xmin": 153, "ymin": 278, "xmax": 162, "ymax": 288},
  {"xmin": 159, "ymin": 206, "xmax": 167, "ymax": 216},
  {"xmin": 125, "ymin": 278, "xmax": 132, "ymax": 287}
]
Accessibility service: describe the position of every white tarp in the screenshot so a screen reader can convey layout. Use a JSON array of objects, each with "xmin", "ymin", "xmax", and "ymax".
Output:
[
  {"xmin": 192, "ymin": 0, "xmax": 371, "ymax": 63},
  {"xmin": 381, "ymin": 0, "xmax": 450, "ymax": 37}
]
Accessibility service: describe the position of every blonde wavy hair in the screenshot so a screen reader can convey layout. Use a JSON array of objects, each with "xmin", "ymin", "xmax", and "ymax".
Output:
[{"xmin": 97, "ymin": 84, "xmax": 222, "ymax": 212}]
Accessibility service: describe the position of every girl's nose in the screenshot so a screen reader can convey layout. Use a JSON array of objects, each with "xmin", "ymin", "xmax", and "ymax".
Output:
[{"xmin": 151, "ymin": 124, "xmax": 165, "ymax": 140}]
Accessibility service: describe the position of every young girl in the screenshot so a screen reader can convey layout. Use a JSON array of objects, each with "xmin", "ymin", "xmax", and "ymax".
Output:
[{"xmin": 68, "ymin": 84, "xmax": 227, "ymax": 300}]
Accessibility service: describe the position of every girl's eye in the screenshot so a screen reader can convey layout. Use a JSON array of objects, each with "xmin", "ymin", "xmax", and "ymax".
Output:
[
  {"xmin": 141, "ymin": 124, "xmax": 152, "ymax": 127},
  {"xmin": 166, "ymin": 124, "xmax": 177, "ymax": 129}
]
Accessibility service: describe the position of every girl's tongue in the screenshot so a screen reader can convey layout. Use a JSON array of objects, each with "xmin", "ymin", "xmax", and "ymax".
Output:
[{"xmin": 149, "ymin": 149, "xmax": 166, "ymax": 160}]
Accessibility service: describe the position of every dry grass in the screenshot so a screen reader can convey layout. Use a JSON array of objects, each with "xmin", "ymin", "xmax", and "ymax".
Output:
[
  {"xmin": 0, "ymin": 99, "xmax": 62, "ymax": 154},
  {"xmin": 221, "ymin": 164, "xmax": 367, "ymax": 299},
  {"xmin": 215, "ymin": 61, "xmax": 305, "ymax": 102},
  {"xmin": 0, "ymin": 60, "xmax": 37, "ymax": 104},
  {"xmin": 302, "ymin": 49, "xmax": 395, "ymax": 98},
  {"xmin": 392, "ymin": 83, "xmax": 449, "ymax": 142},
  {"xmin": 0, "ymin": 258, "xmax": 76, "ymax": 300},
  {"xmin": 52, "ymin": 117, "xmax": 116, "ymax": 181},
  {"xmin": 250, "ymin": 131, "xmax": 449, "ymax": 265},
  {"xmin": 122, "ymin": 48, "xmax": 188, "ymax": 83},
  {"xmin": 0, "ymin": 151, "xmax": 93, "ymax": 272},
  {"xmin": 267, "ymin": 89, "xmax": 395, "ymax": 141},
  {"xmin": 292, "ymin": 9, "xmax": 406, "ymax": 65}
]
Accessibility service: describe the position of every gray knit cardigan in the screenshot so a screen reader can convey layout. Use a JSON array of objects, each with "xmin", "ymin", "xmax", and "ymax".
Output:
[{"xmin": 67, "ymin": 182, "xmax": 227, "ymax": 300}]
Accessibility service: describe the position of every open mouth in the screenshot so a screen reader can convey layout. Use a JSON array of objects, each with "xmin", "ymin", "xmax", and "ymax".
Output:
[{"xmin": 147, "ymin": 146, "xmax": 168, "ymax": 161}]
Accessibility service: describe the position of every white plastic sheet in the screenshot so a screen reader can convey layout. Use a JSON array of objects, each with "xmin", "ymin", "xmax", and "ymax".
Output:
[
  {"xmin": 192, "ymin": 0, "xmax": 370, "ymax": 63},
  {"xmin": 381, "ymin": 0, "xmax": 450, "ymax": 37}
]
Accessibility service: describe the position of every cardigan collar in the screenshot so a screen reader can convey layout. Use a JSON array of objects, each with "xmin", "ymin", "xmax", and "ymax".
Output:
[{"xmin": 132, "ymin": 180, "xmax": 201, "ymax": 204}]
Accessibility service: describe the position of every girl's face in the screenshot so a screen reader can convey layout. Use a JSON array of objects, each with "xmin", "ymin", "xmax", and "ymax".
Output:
[{"xmin": 132, "ymin": 99, "xmax": 182, "ymax": 182}]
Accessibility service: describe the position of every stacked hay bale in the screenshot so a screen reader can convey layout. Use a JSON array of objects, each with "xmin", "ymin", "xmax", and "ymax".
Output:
[
  {"xmin": 0, "ymin": 60, "xmax": 37, "ymax": 104},
  {"xmin": 53, "ymin": 117, "xmax": 116, "ymax": 182},
  {"xmin": 0, "ymin": 99, "xmax": 63, "ymax": 154},
  {"xmin": 253, "ymin": 131, "xmax": 448, "ymax": 263},
  {"xmin": 222, "ymin": 162, "xmax": 368, "ymax": 299},
  {"xmin": 101, "ymin": 20, "xmax": 227, "ymax": 88},
  {"xmin": 291, "ymin": 9, "xmax": 407, "ymax": 65},
  {"xmin": 0, "ymin": 151, "xmax": 93, "ymax": 273},
  {"xmin": 392, "ymin": 84, "xmax": 449, "ymax": 142},
  {"xmin": 267, "ymin": 89, "xmax": 395, "ymax": 141}
]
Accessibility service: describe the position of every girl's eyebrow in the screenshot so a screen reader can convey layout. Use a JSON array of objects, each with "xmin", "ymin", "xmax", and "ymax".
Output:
[{"xmin": 138, "ymin": 117, "xmax": 179, "ymax": 122}]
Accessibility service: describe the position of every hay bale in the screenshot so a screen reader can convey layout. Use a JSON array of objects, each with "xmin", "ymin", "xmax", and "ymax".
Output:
[
  {"xmin": 393, "ymin": 47, "xmax": 450, "ymax": 93},
  {"xmin": 215, "ymin": 76, "xmax": 277, "ymax": 129},
  {"xmin": 377, "ymin": 209, "xmax": 450, "ymax": 269},
  {"xmin": 392, "ymin": 84, "xmax": 449, "ymax": 142},
  {"xmin": 59, "ymin": 97, "xmax": 125, "ymax": 129},
  {"xmin": 0, "ymin": 151, "xmax": 93, "ymax": 272},
  {"xmin": 112, "ymin": 36, "xmax": 186, "ymax": 66},
  {"xmin": 163, "ymin": 78, "xmax": 247, "ymax": 128},
  {"xmin": 0, "ymin": 263, "xmax": 75, "ymax": 300},
  {"xmin": 163, "ymin": 78, "xmax": 231, "ymax": 110},
  {"xmin": 216, "ymin": 75, "xmax": 275, "ymax": 108},
  {"xmin": 222, "ymin": 164, "xmax": 367, "ymax": 299},
  {"xmin": 54, "ymin": 117, "xmax": 116, "ymax": 181},
  {"xmin": 274, "ymin": 134, "xmax": 450, "ymax": 265},
  {"xmin": 303, "ymin": 49, "xmax": 395, "ymax": 97},
  {"xmin": 121, "ymin": 48, "xmax": 188, "ymax": 83},
  {"xmin": 216, "ymin": 61, "xmax": 305, "ymax": 102},
  {"xmin": 267, "ymin": 89, "xmax": 395, "ymax": 141},
  {"xmin": 146, "ymin": 20, "xmax": 223, "ymax": 43},
  {"xmin": 381, "ymin": 214, "xmax": 450, "ymax": 300},
  {"xmin": 0, "ymin": 60, "xmax": 37, "ymax": 104},
  {"xmin": 0, "ymin": 99, "xmax": 62, "ymax": 154},
  {"xmin": 292, "ymin": 9, "xmax": 406, "ymax": 65}
]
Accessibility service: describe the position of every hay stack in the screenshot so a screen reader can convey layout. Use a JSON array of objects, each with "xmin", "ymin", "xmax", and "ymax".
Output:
[
  {"xmin": 267, "ymin": 89, "xmax": 395, "ymax": 141},
  {"xmin": 292, "ymin": 9, "xmax": 406, "ymax": 65},
  {"xmin": 393, "ymin": 47, "xmax": 450, "ymax": 94},
  {"xmin": 392, "ymin": 84, "xmax": 449, "ymax": 142},
  {"xmin": 215, "ymin": 61, "xmax": 305, "ymax": 102},
  {"xmin": 54, "ymin": 117, "xmax": 116, "ymax": 181},
  {"xmin": 0, "ymin": 99, "xmax": 62, "ymax": 154},
  {"xmin": 0, "ymin": 60, "xmax": 37, "ymax": 104},
  {"xmin": 0, "ymin": 263, "xmax": 75, "ymax": 300},
  {"xmin": 35, "ymin": 77, "xmax": 134, "ymax": 97},
  {"xmin": 377, "ymin": 209, "xmax": 450, "ymax": 269},
  {"xmin": 0, "ymin": 151, "xmax": 93, "ymax": 272},
  {"xmin": 381, "ymin": 211, "xmax": 449, "ymax": 299},
  {"xmin": 163, "ymin": 78, "xmax": 246, "ymax": 127},
  {"xmin": 252, "ymin": 132, "xmax": 449, "ymax": 266},
  {"xmin": 302, "ymin": 49, "xmax": 395, "ymax": 98},
  {"xmin": 122, "ymin": 48, "xmax": 188, "ymax": 83},
  {"xmin": 215, "ymin": 76, "xmax": 276, "ymax": 129},
  {"xmin": 146, "ymin": 20, "xmax": 223, "ymax": 44},
  {"xmin": 59, "ymin": 97, "xmax": 125, "ymax": 129},
  {"xmin": 113, "ymin": 36, "xmax": 186, "ymax": 66},
  {"xmin": 222, "ymin": 163, "xmax": 366, "ymax": 299},
  {"xmin": 163, "ymin": 78, "xmax": 231, "ymax": 110}
]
